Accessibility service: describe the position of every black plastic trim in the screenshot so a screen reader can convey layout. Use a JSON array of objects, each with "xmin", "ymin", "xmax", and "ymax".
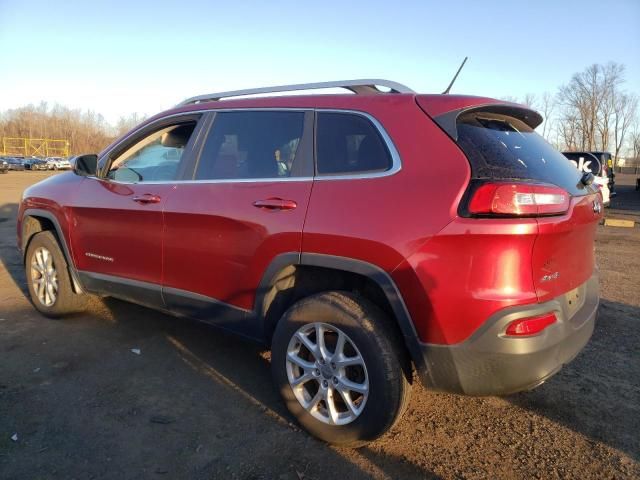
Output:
[
  {"xmin": 419, "ymin": 273, "xmax": 599, "ymax": 395},
  {"xmin": 163, "ymin": 286, "xmax": 260, "ymax": 341},
  {"xmin": 78, "ymin": 271, "xmax": 164, "ymax": 310},
  {"xmin": 253, "ymin": 252, "xmax": 301, "ymax": 318},
  {"xmin": 251, "ymin": 252, "xmax": 427, "ymax": 373},
  {"xmin": 77, "ymin": 271, "xmax": 261, "ymax": 341},
  {"xmin": 432, "ymin": 104, "xmax": 544, "ymax": 141},
  {"xmin": 22, "ymin": 208, "xmax": 84, "ymax": 292},
  {"xmin": 298, "ymin": 253, "xmax": 427, "ymax": 375}
]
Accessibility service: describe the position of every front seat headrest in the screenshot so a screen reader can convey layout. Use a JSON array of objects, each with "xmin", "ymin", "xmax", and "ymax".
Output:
[{"xmin": 161, "ymin": 124, "xmax": 193, "ymax": 148}]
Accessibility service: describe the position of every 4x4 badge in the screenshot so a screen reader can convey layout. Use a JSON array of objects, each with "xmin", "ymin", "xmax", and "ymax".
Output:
[{"xmin": 593, "ymin": 199, "xmax": 602, "ymax": 214}]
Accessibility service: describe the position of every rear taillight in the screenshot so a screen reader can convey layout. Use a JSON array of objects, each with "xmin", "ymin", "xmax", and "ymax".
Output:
[
  {"xmin": 505, "ymin": 312, "xmax": 557, "ymax": 336},
  {"xmin": 468, "ymin": 183, "xmax": 570, "ymax": 217}
]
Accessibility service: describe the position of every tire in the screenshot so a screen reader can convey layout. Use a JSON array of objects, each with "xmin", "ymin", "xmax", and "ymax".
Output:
[
  {"xmin": 271, "ymin": 291, "xmax": 411, "ymax": 447},
  {"xmin": 25, "ymin": 231, "xmax": 87, "ymax": 317}
]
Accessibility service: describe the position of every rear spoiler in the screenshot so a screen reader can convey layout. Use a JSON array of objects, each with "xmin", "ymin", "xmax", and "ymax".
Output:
[{"xmin": 416, "ymin": 97, "xmax": 543, "ymax": 141}]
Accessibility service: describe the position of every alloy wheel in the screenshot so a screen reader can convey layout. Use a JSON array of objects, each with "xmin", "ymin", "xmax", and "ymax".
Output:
[
  {"xmin": 286, "ymin": 322, "xmax": 369, "ymax": 426},
  {"xmin": 30, "ymin": 246, "xmax": 58, "ymax": 306}
]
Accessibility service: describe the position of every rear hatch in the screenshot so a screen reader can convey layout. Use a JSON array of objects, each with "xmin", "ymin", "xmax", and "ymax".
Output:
[{"xmin": 423, "ymin": 102, "xmax": 603, "ymax": 302}]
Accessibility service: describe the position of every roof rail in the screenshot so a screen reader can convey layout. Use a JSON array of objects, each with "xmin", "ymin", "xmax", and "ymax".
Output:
[{"xmin": 178, "ymin": 79, "xmax": 415, "ymax": 106}]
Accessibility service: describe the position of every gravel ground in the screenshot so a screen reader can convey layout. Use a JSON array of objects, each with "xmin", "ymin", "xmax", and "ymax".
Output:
[{"xmin": 0, "ymin": 171, "xmax": 638, "ymax": 479}]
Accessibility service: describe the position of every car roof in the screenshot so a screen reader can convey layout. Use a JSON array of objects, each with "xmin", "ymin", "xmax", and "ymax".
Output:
[{"xmin": 149, "ymin": 93, "xmax": 514, "ymax": 126}]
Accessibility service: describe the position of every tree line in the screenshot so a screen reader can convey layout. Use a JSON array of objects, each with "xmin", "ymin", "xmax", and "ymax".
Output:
[
  {"xmin": 0, "ymin": 102, "xmax": 145, "ymax": 156},
  {"xmin": 504, "ymin": 62, "xmax": 639, "ymax": 165},
  {"xmin": 1, "ymin": 62, "xmax": 639, "ymax": 163}
]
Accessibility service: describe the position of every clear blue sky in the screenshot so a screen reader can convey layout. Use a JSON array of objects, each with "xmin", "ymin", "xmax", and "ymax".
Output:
[{"xmin": 1, "ymin": 0, "xmax": 639, "ymax": 124}]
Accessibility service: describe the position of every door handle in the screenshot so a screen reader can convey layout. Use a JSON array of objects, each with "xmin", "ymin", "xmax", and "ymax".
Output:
[
  {"xmin": 252, "ymin": 198, "xmax": 297, "ymax": 211},
  {"xmin": 132, "ymin": 194, "xmax": 161, "ymax": 204}
]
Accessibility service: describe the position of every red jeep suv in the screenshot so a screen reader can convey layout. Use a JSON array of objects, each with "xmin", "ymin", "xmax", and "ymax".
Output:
[{"xmin": 17, "ymin": 80, "xmax": 601, "ymax": 446}]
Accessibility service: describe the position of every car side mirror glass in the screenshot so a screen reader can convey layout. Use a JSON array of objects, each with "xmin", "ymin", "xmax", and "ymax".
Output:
[{"xmin": 73, "ymin": 154, "xmax": 98, "ymax": 176}]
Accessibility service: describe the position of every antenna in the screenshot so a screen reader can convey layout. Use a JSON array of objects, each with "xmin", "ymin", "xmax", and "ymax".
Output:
[{"xmin": 442, "ymin": 57, "xmax": 468, "ymax": 94}]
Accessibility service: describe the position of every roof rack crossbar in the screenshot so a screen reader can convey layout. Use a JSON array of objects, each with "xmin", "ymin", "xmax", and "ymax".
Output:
[{"xmin": 178, "ymin": 79, "xmax": 415, "ymax": 106}]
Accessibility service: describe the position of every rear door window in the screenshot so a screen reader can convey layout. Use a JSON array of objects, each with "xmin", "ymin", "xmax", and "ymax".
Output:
[
  {"xmin": 456, "ymin": 111, "xmax": 584, "ymax": 195},
  {"xmin": 195, "ymin": 111, "xmax": 306, "ymax": 180},
  {"xmin": 316, "ymin": 112, "xmax": 392, "ymax": 175}
]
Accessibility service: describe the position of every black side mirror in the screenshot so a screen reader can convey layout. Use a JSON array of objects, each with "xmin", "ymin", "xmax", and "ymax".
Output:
[{"xmin": 73, "ymin": 154, "xmax": 98, "ymax": 176}]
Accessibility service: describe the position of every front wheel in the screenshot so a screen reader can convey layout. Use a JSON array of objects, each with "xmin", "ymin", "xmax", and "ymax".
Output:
[
  {"xmin": 25, "ymin": 231, "xmax": 87, "ymax": 317},
  {"xmin": 271, "ymin": 291, "xmax": 411, "ymax": 447}
]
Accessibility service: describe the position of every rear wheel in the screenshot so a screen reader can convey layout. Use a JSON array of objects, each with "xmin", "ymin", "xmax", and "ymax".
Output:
[
  {"xmin": 25, "ymin": 231, "xmax": 87, "ymax": 317},
  {"xmin": 271, "ymin": 291, "xmax": 411, "ymax": 447}
]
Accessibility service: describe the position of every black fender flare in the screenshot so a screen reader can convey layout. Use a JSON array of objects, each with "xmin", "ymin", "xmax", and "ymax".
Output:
[
  {"xmin": 22, "ymin": 208, "xmax": 84, "ymax": 292},
  {"xmin": 254, "ymin": 252, "xmax": 427, "ymax": 374}
]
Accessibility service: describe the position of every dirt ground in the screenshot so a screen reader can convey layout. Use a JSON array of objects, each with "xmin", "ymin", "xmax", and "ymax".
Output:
[{"xmin": 1, "ymin": 171, "xmax": 639, "ymax": 480}]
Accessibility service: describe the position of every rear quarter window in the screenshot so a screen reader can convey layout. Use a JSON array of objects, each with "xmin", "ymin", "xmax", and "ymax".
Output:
[
  {"xmin": 316, "ymin": 112, "xmax": 392, "ymax": 175},
  {"xmin": 456, "ymin": 111, "xmax": 584, "ymax": 195}
]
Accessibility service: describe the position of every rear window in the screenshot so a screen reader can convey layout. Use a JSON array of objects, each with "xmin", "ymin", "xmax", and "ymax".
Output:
[{"xmin": 456, "ymin": 111, "xmax": 583, "ymax": 195}]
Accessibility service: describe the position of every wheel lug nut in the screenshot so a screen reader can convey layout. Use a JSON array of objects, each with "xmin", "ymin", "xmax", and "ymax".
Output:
[
  {"xmin": 333, "ymin": 377, "xmax": 339, "ymax": 384},
  {"xmin": 331, "ymin": 362, "xmax": 336, "ymax": 369},
  {"xmin": 322, "ymin": 380, "xmax": 328, "ymax": 388},
  {"xmin": 314, "ymin": 369, "xmax": 320, "ymax": 376}
]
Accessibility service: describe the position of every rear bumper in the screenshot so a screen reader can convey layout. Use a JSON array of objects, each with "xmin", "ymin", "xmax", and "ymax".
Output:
[{"xmin": 418, "ymin": 273, "xmax": 598, "ymax": 395}]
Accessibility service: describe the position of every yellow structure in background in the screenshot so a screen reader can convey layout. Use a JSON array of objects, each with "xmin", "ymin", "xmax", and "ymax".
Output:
[{"xmin": 2, "ymin": 137, "xmax": 70, "ymax": 157}]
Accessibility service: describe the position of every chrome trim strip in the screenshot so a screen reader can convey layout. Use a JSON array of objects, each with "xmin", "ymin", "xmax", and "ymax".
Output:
[
  {"xmin": 178, "ymin": 79, "xmax": 415, "ymax": 105},
  {"xmin": 101, "ymin": 108, "xmax": 402, "ymax": 185},
  {"xmin": 116, "ymin": 177, "xmax": 315, "ymax": 185}
]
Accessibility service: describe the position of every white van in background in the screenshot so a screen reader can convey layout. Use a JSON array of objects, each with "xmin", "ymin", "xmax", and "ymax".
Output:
[{"xmin": 562, "ymin": 151, "xmax": 611, "ymax": 206}]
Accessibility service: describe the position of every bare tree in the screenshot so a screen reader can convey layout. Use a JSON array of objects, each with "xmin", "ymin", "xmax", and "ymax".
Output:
[
  {"xmin": 539, "ymin": 92, "xmax": 555, "ymax": 141},
  {"xmin": 556, "ymin": 62, "xmax": 633, "ymax": 154},
  {"xmin": 0, "ymin": 104, "xmax": 118, "ymax": 155},
  {"xmin": 522, "ymin": 93, "xmax": 537, "ymax": 109},
  {"xmin": 613, "ymin": 93, "xmax": 638, "ymax": 163},
  {"xmin": 115, "ymin": 113, "xmax": 147, "ymax": 136},
  {"xmin": 630, "ymin": 126, "xmax": 640, "ymax": 163}
]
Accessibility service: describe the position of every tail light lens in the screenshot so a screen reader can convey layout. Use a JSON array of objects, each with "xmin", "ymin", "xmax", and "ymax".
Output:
[
  {"xmin": 505, "ymin": 312, "xmax": 557, "ymax": 336},
  {"xmin": 469, "ymin": 183, "xmax": 570, "ymax": 217}
]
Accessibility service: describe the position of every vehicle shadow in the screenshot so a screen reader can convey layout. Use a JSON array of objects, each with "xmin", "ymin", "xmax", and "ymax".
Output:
[
  {"xmin": 506, "ymin": 299, "xmax": 640, "ymax": 460},
  {"xmin": 0, "ymin": 202, "xmax": 29, "ymax": 297},
  {"xmin": 102, "ymin": 293, "xmax": 640, "ymax": 461},
  {"xmin": 609, "ymin": 176, "xmax": 640, "ymax": 215},
  {"xmin": 96, "ymin": 296, "xmax": 441, "ymax": 479}
]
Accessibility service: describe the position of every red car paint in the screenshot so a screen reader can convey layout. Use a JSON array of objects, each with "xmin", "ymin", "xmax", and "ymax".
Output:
[
  {"xmin": 162, "ymin": 180, "xmax": 313, "ymax": 309},
  {"xmin": 17, "ymin": 92, "xmax": 602, "ymax": 353}
]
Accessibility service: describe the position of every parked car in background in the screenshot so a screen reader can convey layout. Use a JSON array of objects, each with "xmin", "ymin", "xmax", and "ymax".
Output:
[
  {"xmin": 24, "ymin": 157, "xmax": 49, "ymax": 171},
  {"xmin": 6, "ymin": 157, "xmax": 26, "ymax": 171},
  {"xmin": 44, "ymin": 157, "xmax": 60, "ymax": 170},
  {"xmin": 563, "ymin": 151, "xmax": 611, "ymax": 206},
  {"xmin": 52, "ymin": 157, "xmax": 71, "ymax": 170},
  {"xmin": 17, "ymin": 79, "xmax": 602, "ymax": 446},
  {"xmin": 0, "ymin": 158, "xmax": 8, "ymax": 174}
]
